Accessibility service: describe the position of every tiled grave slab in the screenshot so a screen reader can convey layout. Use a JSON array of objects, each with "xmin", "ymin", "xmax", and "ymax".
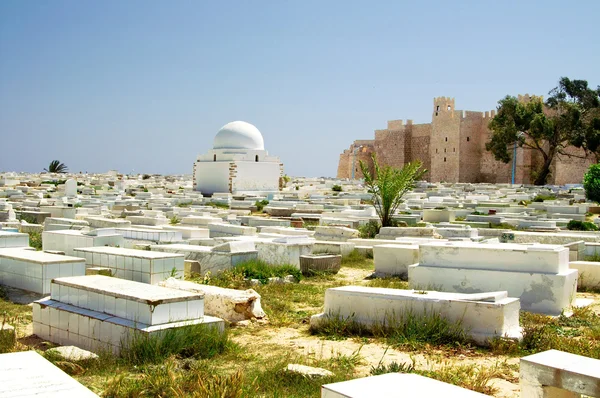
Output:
[
  {"xmin": 0, "ymin": 248, "xmax": 86, "ymax": 294},
  {"xmin": 73, "ymin": 246, "xmax": 184, "ymax": 284},
  {"xmin": 51, "ymin": 275, "xmax": 203, "ymax": 325}
]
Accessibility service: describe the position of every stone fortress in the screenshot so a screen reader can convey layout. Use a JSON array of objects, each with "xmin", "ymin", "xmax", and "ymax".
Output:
[{"xmin": 337, "ymin": 96, "xmax": 594, "ymax": 184}]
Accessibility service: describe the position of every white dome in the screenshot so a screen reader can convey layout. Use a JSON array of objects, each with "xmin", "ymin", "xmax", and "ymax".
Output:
[{"xmin": 213, "ymin": 121, "xmax": 265, "ymax": 150}]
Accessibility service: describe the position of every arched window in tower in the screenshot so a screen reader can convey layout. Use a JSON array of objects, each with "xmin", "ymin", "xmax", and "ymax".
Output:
[{"xmin": 255, "ymin": 155, "xmax": 259, "ymax": 162}]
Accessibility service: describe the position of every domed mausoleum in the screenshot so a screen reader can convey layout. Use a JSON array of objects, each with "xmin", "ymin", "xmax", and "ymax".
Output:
[{"xmin": 193, "ymin": 121, "xmax": 283, "ymax": 195}]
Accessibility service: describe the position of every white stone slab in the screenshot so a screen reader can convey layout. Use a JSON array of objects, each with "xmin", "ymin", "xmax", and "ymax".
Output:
[
  {"xmin": 418, "ymin": 241, "xmax": 569, "ymax": 274},
  {"xmin": 311, "ymin": 286, "xmax": 521, "ymax": 344},
  {"xmin": 520, "ymin": 349, "xmax": 600, "ymax": 398},
  {"xmin": 0, "ymin": 350, "xmax": 98, "ymax": 397},
  {"xmin": 321, "ymin": 373, "xmax": 491, "ymax": 397}
]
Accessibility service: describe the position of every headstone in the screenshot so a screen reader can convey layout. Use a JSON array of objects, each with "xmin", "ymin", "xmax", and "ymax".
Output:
[{"xmin": 65, "ymin": 179, "xmax": 77, "ymax": 198}]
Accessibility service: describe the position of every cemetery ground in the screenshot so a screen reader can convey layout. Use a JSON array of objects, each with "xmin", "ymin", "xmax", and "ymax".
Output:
[{"xmin": 1, "ymin": 252, "xmax": 600, "ymax": 397}]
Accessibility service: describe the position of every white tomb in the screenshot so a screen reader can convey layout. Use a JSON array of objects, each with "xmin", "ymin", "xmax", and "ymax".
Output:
[
  {"xmin": 0, "ymin": 351, "xmax": 98, "ymax": 397},
  {"xmin": 0, "ymin": 248, "xmax": 86, "ymax": 294},
  {"xmin": 33, "ymin": 275, "xmax": 223, "ymax": 354},
  {"xmin": 408, "ymin": 241, "xmax": 578, "ymax": 315},
  {"xmin": 193, "ymin": 121, "xmax": 283, "ymax": 195},
  {"xmin": 311, "ymin": 286, "xmax": 521, "ymax": 344},
  {"xmin": 73, "ymin": 246, "xmax": 185, "ymax": 284}
]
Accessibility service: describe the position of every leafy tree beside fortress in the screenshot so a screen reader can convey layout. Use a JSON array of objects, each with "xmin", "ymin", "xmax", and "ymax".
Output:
[{"xmin": 486, "ymin": 77, "xmax": 600, "ymax": 185}]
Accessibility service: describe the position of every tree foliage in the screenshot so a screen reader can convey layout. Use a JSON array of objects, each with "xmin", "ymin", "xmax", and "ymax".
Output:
[
  {"xmin": 359, "ymin": 154, "xmax": 425, "ymax": 227},
  {"xmin": 583, "ymin": 163, "xmax": 600, "ymax": 203},
  {"xmin": 44, "ymin": 160, "xmax": 68, "ymax": 173},
  {"xmin": 486, "ymin": 77, "xmax": 600, "ymax": 185}
]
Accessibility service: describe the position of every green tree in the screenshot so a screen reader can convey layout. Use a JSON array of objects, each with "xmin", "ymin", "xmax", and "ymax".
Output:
[
  {"xmin": 550, "ymin": 78, "xmax": 600, "ymax": 162},
  {"xmin": 583, "ymin": 163, "xmax": 600, "ymax": 203},
  {"xmin": 43, "ymin": 160, "xmax": 68, "ymax": 173},
  {"xmin": 359, "ymin": 154, "xmax": 425, "ymax": 227},
  {"xmin": 486, "ymin": 77, "xmax": 600, "ymax": 185}
]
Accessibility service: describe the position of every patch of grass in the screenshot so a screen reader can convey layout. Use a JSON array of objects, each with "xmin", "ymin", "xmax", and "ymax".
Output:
[
  {"xmin": 234, "ymin": 259, "xmax": 303, "ymax": 284},
  {"xmin": 584, "ymin": 253, "xmax": 600, "ymax": 262},
  {"xmin": 488, "ymin": 222, "xmax": 517, "ymax": 230},
  {"xmin": 120, "ymin": 324, "xmax": 230, "ymax": 365},
  {"xmin": 209, "ymin": 202, "xmax": 230, "ymax": 209},
  {"xmin": 370, "ymin": 358, "xmax": 501, "ymax": 395},
  {"xmin": 533, "ymin": 194, "xmax": 557, "ymax": 202},
  {"xmin": 366, "ymin": 277, "xmax": 409, "ymax": 289},
  {"xmin": 310, "ymin": 309, "xmax": 469, "ymax": 350},
  {"xmin": 169, "ymin": 216, "xmax": 181, "ymax": 225},
  {"xmin": 195, "ymin": 259, "xmax": 303, "ymax": 288},
  {"xmin": 177, "ymin": 202, "xmax": 192, "ymax": 208},
  {"xmin": 490, "ymin": 307, "xmax": 600, "ymax": 358},
  {"xmin": 566, "ymin": 220, "xmax": 598, "ymax": 231},
  {"xmin": 27, "ymin": 231, "xmax": 43, "ymax": 250},
  {"xmin": 341, "ymin": 249, "xmax": 373, "ymax": 270},
  {"xmin": 302, "ymin": 220, "xmax": 319, "ymax": 231}
]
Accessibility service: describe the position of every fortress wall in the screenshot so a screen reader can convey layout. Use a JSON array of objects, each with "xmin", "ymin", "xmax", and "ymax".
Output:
[{"xmin": 459, "ymin": 111, "xmax": 484, "ymax": 182}]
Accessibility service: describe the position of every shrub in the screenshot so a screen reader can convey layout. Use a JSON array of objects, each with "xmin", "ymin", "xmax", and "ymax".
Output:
[
  {"xmin": 255, "ymin": 200, "xmax": 269, "ymax": 212},
  {"xmin": 169, "ymin": 216, "xmax": 181, "ymax": 225},
  {"xmin": 358, "ymin": 220, "xmax": 380, "ymax": 238},
  {"xmin": 566, "ymin": 220, "xmax": 598, "ymax": 231},
  {"xmin": 332, "ymin": 185, "xmax": 342, "ymax": 192},
  {"xmin": 584, "ymin": 164, "xmax": 600, "ymax": 203},
  {"xmin": 142, "ymin": 174, "xmax": 151, "ymax": 180}
]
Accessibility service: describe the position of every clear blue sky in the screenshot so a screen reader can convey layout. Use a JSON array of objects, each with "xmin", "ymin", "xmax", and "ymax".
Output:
[{"xmin": 1, "ymin": 1, "xmax": 598, "ymax": 177}]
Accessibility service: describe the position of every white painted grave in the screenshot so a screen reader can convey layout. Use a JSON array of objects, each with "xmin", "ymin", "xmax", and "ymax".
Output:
[
  {"xmin": 408, "ymin": 241, "xmax": 578, "ymax": 315},
  {"xmin": 311, "ymin": 286, "xmax": 521, "ymax": 344}
]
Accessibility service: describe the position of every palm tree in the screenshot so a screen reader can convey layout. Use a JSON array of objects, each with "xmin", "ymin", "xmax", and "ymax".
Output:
[
  {"xmin": 44, "ymin": 160, "xmax": 68, "ymax": 173},
  {"xmin": 359, "ymin": 154, "xmax": 426, "ymax": 227}
]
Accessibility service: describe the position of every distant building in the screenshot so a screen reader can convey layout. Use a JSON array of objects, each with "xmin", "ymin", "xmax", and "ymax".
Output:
[
  {"xmin": 337, "ymin": 96, "xmax": 594, "ymax": 185},
  {"xmin": 193, "ymin": 121, "xmax": 283, "ymax": 195}
]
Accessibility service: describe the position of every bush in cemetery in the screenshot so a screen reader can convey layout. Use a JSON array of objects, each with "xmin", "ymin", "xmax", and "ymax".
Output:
[
  {"xmin": 332, "ymin": 184, "xmax": 343, "ymax": 192},
  {"xmin": 359, "ymin": 154, "xmax": 426, "ymax": 227},
  {"xmin": 358, "ymin": 220, "xmax": 380, "ymax": 238},
  {"xmin": 566, "ymin": 220, "xmax": 598, "ymax": 231},
  {"xmin": 584, "ymin": 163, "xmax": 600, "ymax": 203},
  {"xmin": 254, "ymin": 199, "xmax": 269, "ymax": 212}
]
